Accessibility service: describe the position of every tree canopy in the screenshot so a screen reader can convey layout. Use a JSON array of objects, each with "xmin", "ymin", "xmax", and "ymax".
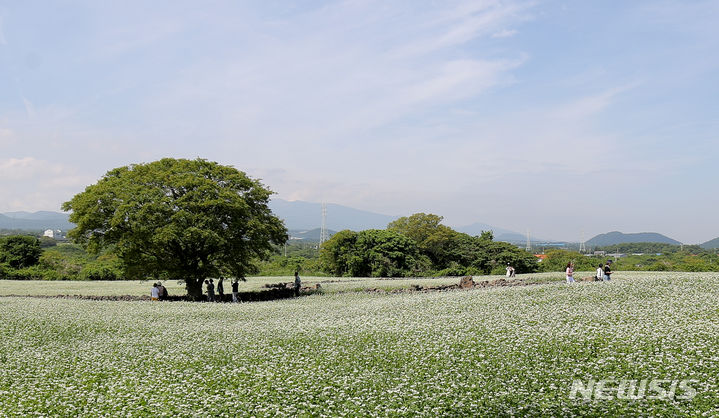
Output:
[
  {"xmin": 320, "ymin": 229, "xmax": 427, "ymax": 277},
  {"xmin": 0, "ymin": 235, "xmax": 42, "ymax": 269},
  {"xmin": 62, "ymin": 158, "xmax": 288, "ymax": 299},
  {"xmin": 319, "ymin": 213, "xmax": 538, "ymax": 277}
]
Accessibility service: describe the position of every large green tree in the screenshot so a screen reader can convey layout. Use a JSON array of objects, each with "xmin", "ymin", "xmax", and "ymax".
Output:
[
  {"xmin": 387, "ymin": 213, "xmax": 456, "ymax": 268},
  {"xmin": 320, "ymin": 229, "xmax": 426, "ymax": 277},
  {"xmin": 62, "ymin": 158, "xmax": 288, "ymax": 299},
  {"xmin": 0, "ymin": 235, "xmax": 42, "ymax": 269}
]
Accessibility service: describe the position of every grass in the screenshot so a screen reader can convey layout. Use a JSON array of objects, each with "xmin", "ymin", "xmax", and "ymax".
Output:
[{"xmin": 1, "ymin": 272, "xmax": 717, "ymax": 416}]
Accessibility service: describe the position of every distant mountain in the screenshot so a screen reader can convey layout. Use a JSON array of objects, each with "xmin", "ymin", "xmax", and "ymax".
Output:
[
  {"xmin": 271, "ymin": 199, "xmax": 535, "ymax": 243},
  {"xmin": 586, "ymin": 231, "xmax": 681, "ymax": 247},
  {"xmin": 4, "ymin": 211, "xmax": 70, "ymax": 221},
  {"xmin": 269, "ymin": 199, "xmax": 398, "ymax": 231},
  {"xmin": 700, "ymin": 237, "xmax": 719, "ymax": 249},
  {"xmin": 0, "ymin": 212, "xmax": 74, "ymax": 231}
]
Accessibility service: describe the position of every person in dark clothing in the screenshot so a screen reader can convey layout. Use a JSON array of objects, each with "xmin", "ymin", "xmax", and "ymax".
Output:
[
  {"xmin": 206, "ymin": 279, "xmax": 215, "ymax": 302},
  {"xmin": 294, "ymin": 271, "xmax": 301, "ymax": 297},
  {"xmin": 217, "ymin": 277, "xmax": 225, "ymax": 302},
  {"xmin": 604, "ymin": 261, "xmax": 612, "ymax": 281},
  {"xmin": 231, "ymin": 279, "xmax": 239, "ymax": 303},
  {"xmin": 157, "ymin": 282, "xmax": 168, "ymax": 300}
]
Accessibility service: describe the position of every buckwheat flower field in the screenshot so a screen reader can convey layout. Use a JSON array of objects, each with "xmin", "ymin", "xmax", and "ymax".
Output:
[{"xmin": 1, "ymin": 273, "xmax": 718, "ymax": 416}]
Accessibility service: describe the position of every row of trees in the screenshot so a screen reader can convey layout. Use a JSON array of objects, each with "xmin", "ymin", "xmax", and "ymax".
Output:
[
  {"xmin": 0, "ymin": 235, "xmax": 123, "ymax": 281},
  {"xmin": 319, "ymin": 213, "xmax": 539, "ymax": 277},
  {"xmin": 9, "ymin": 157, "xmax": 719, "ymax": 299}
]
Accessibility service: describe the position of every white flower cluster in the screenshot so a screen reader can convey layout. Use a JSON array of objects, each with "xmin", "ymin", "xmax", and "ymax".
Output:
[{"xmin": 0, "ymin": 272, "xmax": 717, "ymax": 416}]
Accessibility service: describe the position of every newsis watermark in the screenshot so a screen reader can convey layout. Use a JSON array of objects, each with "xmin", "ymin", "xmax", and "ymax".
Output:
[{"xmin": 569, "ymin": 378, "xmax": 700, "ymax": 401}]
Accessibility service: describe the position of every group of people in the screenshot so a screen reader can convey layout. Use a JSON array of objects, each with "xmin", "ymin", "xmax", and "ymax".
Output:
[
  {"xmin": 204, "ymin": 277, "xmax": 241, "ymax": 302},
  {"xmin": 150, "ymin": 282, "xmax": 169, "ymax": 301},
  {"xmin": 505, "ymin": 264, "xmax": 516, "ymax": 278},
  {"xmin": 565, "ymin": 260, "xmax": 613, "ymax": 283},
  {"xmin": 149, "ymin": 272, "xmax": 304, "ymax": 303}
]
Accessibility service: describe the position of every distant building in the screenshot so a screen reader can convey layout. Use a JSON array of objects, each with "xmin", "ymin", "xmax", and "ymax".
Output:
[
  {"xmin": 43, "ymin": 229, "xmax": 64, "ymax": 239},
  {"xmin": 593, "ymin": 251, "xmax": 606, "ymax": 256}
]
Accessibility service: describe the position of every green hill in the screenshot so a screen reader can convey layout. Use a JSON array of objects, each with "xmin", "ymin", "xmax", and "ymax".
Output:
[{"xmin": 586, "ymin": 231, "xmax": 681, "ymax": 247}]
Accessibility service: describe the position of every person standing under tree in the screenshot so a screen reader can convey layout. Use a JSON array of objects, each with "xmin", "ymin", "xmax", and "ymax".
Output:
[
  {"xmin": 231, "ymin": 279, "xmax": 239, "ymax": 303},
  {"xmin": 294, "ymin": 271, "xmax": 301, "ymax": 297},
  {"xmin": 206, "ymin": 279, "xmax": 215, "ymax": 302},
  {"xmin": 217, "ymin": 277, "xmax": 225, "ymax": 302}
]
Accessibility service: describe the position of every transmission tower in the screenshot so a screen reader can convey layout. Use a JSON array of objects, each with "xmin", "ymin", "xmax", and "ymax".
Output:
[
  {"xmin": 319, "ymin": 202, "xmax": 328, "ymax": 245},
  {"xmin": 525, "ymin": 229, "xmax": 531, "ymax": 252},
  {"xmin": 579, "ymin": 230, "xmax": 586, "ymax": 253}
]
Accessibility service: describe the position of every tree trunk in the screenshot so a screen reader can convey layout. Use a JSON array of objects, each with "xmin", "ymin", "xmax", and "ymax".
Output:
[{"xmin": 184, "ymin": 277, "xmax": 205, "ymax": 301}]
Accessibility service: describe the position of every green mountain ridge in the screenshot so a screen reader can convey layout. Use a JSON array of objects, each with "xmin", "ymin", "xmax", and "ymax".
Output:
[{"xmin": 587, "ymin": 231, "xmax": 681, "ymax": 247}]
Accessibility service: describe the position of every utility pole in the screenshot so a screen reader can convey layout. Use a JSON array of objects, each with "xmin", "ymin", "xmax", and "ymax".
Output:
[
  {"xmin": 319, "ymin": 202, "xmax": 328, "ymax": 246},
  {"xmin": 525, "ymin": 230, "xmax": 531, "ymax": 252}
]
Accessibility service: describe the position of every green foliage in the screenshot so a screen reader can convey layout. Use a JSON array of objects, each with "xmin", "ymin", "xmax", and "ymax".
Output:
[
  {"xmin": 539, "ymin": 250, "xmax": 600, "ymax": 272},
  {"xmin": 320, "ymin": 229, "xmax": 425, "ymax": 277},
  {"xmin": 39, "ymin": 237, "xmax": 58, "ymax": 248},
  {"xmin": 320, "ymin": 219, "xmax": 537, "ymax": 277},
  {"xmin": 62, "ymin": 158, "xmax": 288, "ymax": 298},
  {"xmin": 0, "ymin": 235, "xmax": 42, "ymax": 269},
  {"xmin": 387, "ymin": 213, "xmax": 456, "ymax": 267},
  {"xmin": 596, "ymin": 242, "xmax": 704, "ymax": 255},
  {"xmin": 257, "ymin": 255, "xmax": 325, "ymax": 276},
  {"xmin": 319, "ymin": 230, "xmax": 359, "ymax": 276}
]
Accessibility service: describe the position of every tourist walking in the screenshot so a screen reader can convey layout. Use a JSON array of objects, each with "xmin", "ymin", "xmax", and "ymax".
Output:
[
  {"xmin": 294, "ymin": 271, "xmax": 302, "ymax": 296},
  {"xmin": 565, "ymin": 262, "xmax": 575, "ymax": 283},
  {"xmin": 232, "ymin": 279, "xmax": 239, "ymax": 303},
  {"xmin": 604, "ymin": 260, "xmax": 612, "ymax": 281},
  {"xmin": 596, "ymin": 264, "xmax": 604, "ymax": 281},
  {"xmin": 217, "ymin": 277, "xmax": 225, "ymax": 302},
  {"xmin": 151, "ymin": 283, "xmax": 160, "ymax": 301}
]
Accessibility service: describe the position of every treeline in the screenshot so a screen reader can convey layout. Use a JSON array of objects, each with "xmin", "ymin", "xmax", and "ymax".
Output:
[
  {"xmin": 595, "ymin": 242, "xmax": 706, "ymax": 255},
  {"xmin": 318, "ymin": 213, "xmax": 538, "ymax": 277},
  {"xmin": 6, "ymin": 218, "xmax": 719, "ymax": 281},
  {"xmin": 537, "ymin": 249, "xmax": 719, "ymax": 273},
  {"xmin": 0, "ymin": 234, "xmax": 122, "ymax": 280}
]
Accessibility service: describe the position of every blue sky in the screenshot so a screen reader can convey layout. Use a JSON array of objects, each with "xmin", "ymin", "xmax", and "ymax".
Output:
[{"xmin": 1, "ymin": 0, "xmax": 717, "ymax": 243}]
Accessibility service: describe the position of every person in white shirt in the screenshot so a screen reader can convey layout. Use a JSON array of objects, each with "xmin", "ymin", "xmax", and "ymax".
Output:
[
  {"xmin": 596, "ymin": 264, "xmax": 605, "ymax": 281},
  {"xmin": 151, "ymin": 283, "xmax": 160, "ymax": 301}
]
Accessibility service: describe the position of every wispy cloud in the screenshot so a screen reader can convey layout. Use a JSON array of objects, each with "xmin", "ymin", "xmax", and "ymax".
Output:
[
  {"xmin": 21, "ymin": 97, "xmax": 36, "ymax": 119},
  {"xmin": 0, "ymin": 157, "xmax": 95, "ymax": 211}
]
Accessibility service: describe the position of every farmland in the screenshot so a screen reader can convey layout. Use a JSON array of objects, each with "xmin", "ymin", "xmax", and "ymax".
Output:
[{"xmin": 1, "ymin": 272, "xmax": 718, "ymax": 416}]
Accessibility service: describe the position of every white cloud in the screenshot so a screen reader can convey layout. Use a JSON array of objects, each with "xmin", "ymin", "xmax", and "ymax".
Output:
[
  {"xmin": 21, "ymin": 97, "xmax": 36, "ymax": 119},
  {"xmin": 0, "ymin": 157, "xmax": 95, "ymax": 212}
]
